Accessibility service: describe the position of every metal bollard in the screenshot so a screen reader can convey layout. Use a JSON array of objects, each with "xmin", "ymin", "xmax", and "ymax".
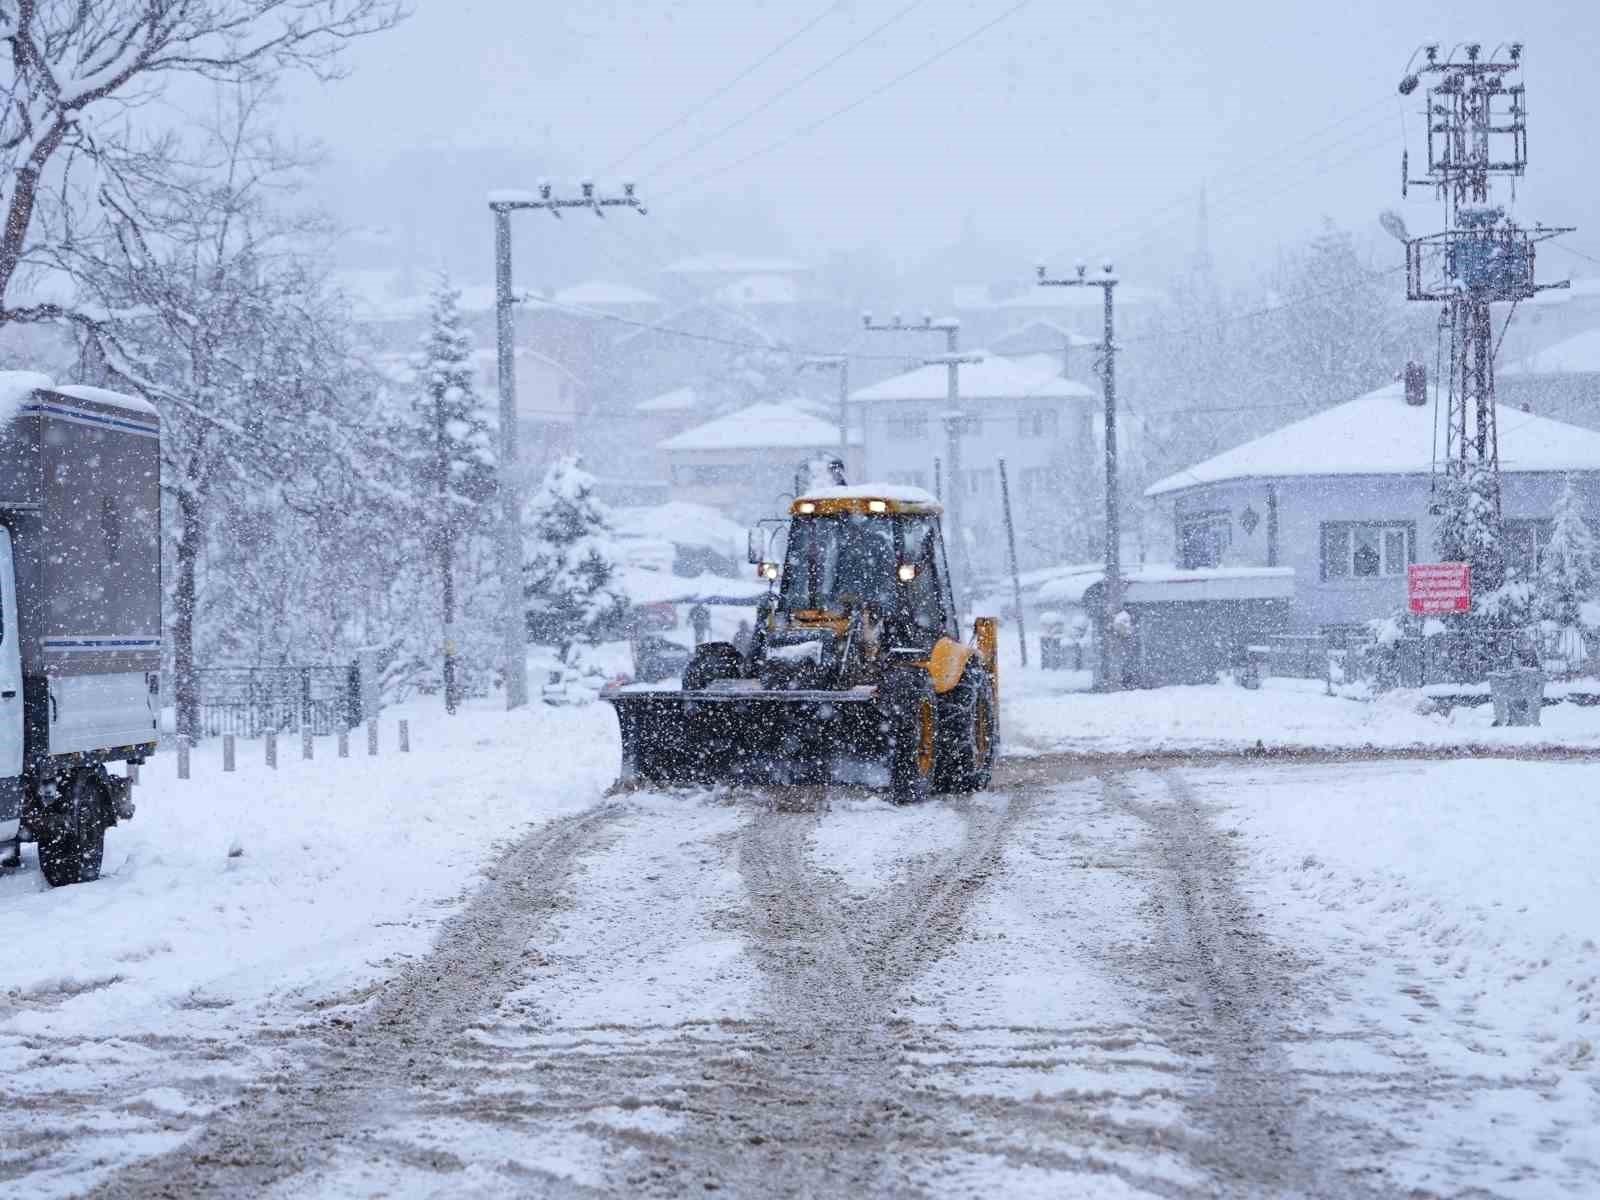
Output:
[
  {"xmin": 265, "ymin": 730, "xmax": 277, "ymax": 769},
  {"xmin": 302, "ymin": 728, "xmax": 314, "ymax": 761},
  {"xmin": 222, "ymin": 734, "xmax": 236, "ymax": 773},
  {"xmin": 398, "ymin": 719, "xmax": 410, "ymax": 753},
  {"xmin": 367, "ymin": 718, "xmax": 378, "ymax": 756},
  {"xmin": 338, "ymin": 728, "xmax": 349, "ymax": 758},
  {"xmin": 177, "ymin": 736, "xmax": 190, "ymax": 781}
]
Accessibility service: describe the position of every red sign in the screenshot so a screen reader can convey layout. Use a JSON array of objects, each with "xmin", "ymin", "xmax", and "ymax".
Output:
[{"xmin": 1408, "ymin": 563, "xmax": 1471, "ymax": 615}]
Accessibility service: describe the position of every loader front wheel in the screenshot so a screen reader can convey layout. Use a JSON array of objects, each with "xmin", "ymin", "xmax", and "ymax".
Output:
[
  {"xmin": 683, "ymin": 642, "xmax": 745, "ymax": 691},
  {"xmin": 38, "ymin": 771, "xmax": 108, "ymax": 887},
  {"xmin": 882, "ymin": 667, "xmax": 936, "ymax": 805},
  {"xmin": 939, "ymin": 667, "xmax": 996, "ymax": 793}
]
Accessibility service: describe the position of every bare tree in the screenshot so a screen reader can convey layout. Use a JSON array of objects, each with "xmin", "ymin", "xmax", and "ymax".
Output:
[
  {"xmin": 0, "ymin": 0, "xmax": 404, "ymax": 319},
  {"xmin": 62, "ymin": 87, "xmax": 376, "ymax": 738}
]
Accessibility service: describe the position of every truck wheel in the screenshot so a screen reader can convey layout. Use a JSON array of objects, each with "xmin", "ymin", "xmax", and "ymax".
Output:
[
  {"xmin": 882, "ymin": 667, "xmax": 935, "ymax": 805},
  {"xmin": 938, "ymin": 667, "xmax": 996, "ymax": 793},
  {"xmin": 683, "ymin": 642, "xmax": 745, "ymax": 690},
  {"xmin": 38, "ymin": 771, "xmax": 108, "ymax": 887}
]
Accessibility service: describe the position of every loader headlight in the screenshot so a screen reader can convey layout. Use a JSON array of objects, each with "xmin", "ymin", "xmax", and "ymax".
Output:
[
  {"xmin": 798, "ymin": 501, "xmax": 816, "ymax": 514},
  {"xmin": 760, "ymin": 562, "xmax": 779, "ymax": 581},
  {"xmin": 897, "ymin": 563, "xmax": 917, "ymax": 582},
  {"xmin": 868, "ymin": 499, "xmax": 887, "ymax": 513}
]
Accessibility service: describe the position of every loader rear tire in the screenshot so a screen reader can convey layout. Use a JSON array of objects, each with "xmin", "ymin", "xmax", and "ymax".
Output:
[
  {"xmin": 683, "ymin": 642, "xmax": 745, "ymax": 691},
  {"xmin": 38, "ymin": 771, "xmax": 108, "ymax": 887},
  {"xmin": 882, "ymin": 667, "xmax": 936, "ymax": 806}
]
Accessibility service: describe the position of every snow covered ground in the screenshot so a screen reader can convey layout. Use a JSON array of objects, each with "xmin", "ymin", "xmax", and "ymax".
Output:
[
  {"xmin": 5, "ymin": 665, "xmax": 1600, "ymax": 1196},
  {"xmin": 0, "ymin": 696, "xmax": 620, "ymax": 1197},
  {"xmin": 1006, "ymin": 667, "xmax": 1600, "ymax": 757}
]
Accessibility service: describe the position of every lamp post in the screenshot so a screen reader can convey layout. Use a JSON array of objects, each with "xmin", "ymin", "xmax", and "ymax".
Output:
[
  {"xmin": 487, "ymin": 180, "xmax": 645, "ymax": 708},
  {"xmin": 1036, "ymin": 262, "xmax": 1122, "ymax": 689}
]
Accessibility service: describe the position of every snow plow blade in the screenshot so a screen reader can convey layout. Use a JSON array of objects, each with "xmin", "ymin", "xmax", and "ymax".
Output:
[{"xmin": 603, "ymin": 682, "xmax": 884, "ymax": 787}]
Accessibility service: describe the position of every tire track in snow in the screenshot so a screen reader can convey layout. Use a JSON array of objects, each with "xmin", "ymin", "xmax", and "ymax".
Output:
[
  {"xmin": 1107, "ymin": 770, "xmax": 1384, "ymax": 1199},
  {"xmin": 84, "ymin": 802, "xmax": 624, "ymax": 1199}
]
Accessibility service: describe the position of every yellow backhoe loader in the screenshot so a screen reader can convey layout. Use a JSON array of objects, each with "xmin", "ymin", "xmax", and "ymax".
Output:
[{"xmin": 603, "ymin": 484, "xmax": 998, "ymax": 802}]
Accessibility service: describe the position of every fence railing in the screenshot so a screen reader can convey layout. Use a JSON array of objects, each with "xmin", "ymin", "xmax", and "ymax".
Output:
[
  {"xmin": 194, "ymin": 665, "xmax": 355, "ymax": 739},
  {"xmin": 1262, "ymin": 635, "xmax": 1330, "ymax": 681}
]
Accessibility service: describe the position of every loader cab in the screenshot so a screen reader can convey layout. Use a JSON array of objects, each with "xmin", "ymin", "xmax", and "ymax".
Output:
[{"xmin": 776, "ymin": 492, "xmax": 958, "ymax": 645}]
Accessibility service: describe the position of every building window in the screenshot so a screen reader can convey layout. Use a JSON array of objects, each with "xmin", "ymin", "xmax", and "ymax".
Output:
[
  {"xmin": 1179, "ymin": 512, "xmax": 1231, "ymax": 569},
  {"xmin": 964, "ymin": 468, "xmax": 994, "ymax": 497},
  {"xmin": 885, "ymin": 470, "xmax": 927, "ymax": 489},
  {"xmin": 1018, "ymin": 407, "xmax": 1059, "ymax": 439},
  {"xmin": 1321, "ymin": 521, "xmax": 1412, "ymax": 580},
  {"xmin": 1019, "ymin": 466, "xmax": 1053, "ymax": 497},
  {"xmin": 885, "ymin": 408, "xmax": 928, "ymax": 440},
  {"xmin": 673, "ymin": 463, "xmax": 743, "ymax": 487},
  {"xmin": 1503, "ymin": 519, "xmax": 1553, "ymax": 581},
  {"xmin": 960, "ymin": 415, "xmax": 983, "ymax": 437}
]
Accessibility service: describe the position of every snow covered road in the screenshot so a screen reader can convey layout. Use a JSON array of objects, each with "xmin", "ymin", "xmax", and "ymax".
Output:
[{"xmin": 5, "ymin": 751, "xmax": 1598, "ymax": 1197}]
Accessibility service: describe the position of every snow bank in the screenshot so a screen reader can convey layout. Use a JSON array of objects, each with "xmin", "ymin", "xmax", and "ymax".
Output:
[
  {"xmin": 1004, "ymin": 671, "xmax": 1600, "ymax": 757},
  {"xmin": 0, "ymin": 697, "xmax": 619, "ymax": 1037},
  {"xmin": 1175, "ymin": 761, "xmax": 1600, "ymax": 1194}
]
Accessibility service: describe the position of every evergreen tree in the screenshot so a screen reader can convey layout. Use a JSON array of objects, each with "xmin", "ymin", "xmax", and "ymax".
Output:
[
  {"xmin": 410, "ymin": 272, "xmax": 496, "ymax": 712},
  {"xmin": 1433, "ymin": 465, "xmax": 1504, "ymax": 593},
  {"xmin": 1538, "ymin": 475, "xmax": 1596, "ymax": 665},
  {"xmin": 524, "ymin": 456, "xmax": 629, "ymax": 654}
]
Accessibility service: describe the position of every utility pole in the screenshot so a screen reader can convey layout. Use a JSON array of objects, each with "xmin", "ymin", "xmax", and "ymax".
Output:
[
  {"xmin": 798, "ymin": 355, "xmax": 850, "ymax": 463},
  {"xmin": 1036, "ymin": 262, "xmax": 1121, "ymax": 689},
  {"xmin": 861, "ymin": 312, "xmax": 980, "ymax": 618},
  {"xmin": 487, "ymin": 180, "xmax": 645, "ymax": 709},
  {"xmin": 1395, "ymin": 42, "xmax": 1569, "ymax": 554}
]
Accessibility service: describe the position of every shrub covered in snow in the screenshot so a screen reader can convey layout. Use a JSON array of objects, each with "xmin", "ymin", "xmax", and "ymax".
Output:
[{"xmin": 523, "ymin": 456, "xmax": 630, "ymax": 653}]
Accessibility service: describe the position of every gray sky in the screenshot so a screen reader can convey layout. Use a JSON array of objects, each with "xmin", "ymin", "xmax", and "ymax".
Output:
[{"xmin": 278, "ymin": 0, "xmax": 1600, "ymax": 285}]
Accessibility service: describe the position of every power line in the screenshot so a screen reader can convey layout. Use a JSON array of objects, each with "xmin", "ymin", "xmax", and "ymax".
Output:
[
  {"xmin": 1549, "ymin": 242, "xmax": 1600, "ymax": 268},
  {"xmin": 599, "ymin": 3, "xmax": 840, "ymax": 177},
  {"xmin": 638, "ymin": 0, "xmax": 934, "ymax": 182},
  {"xmin": 1088, "ymin": 104, "xmax": 1397, "ymax": 263},
  {"xmin": 655, "ymin": 0, "xmax": 1036, "ymax": 202}
]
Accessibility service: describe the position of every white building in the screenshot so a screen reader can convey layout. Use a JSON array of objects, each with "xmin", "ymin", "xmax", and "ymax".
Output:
[
  {"xmin": 1145, "ymin": 380, "xmax": 1600, "ymax": 636},
  {"xmin": 657, "ymin": 401, "xmax": 864, "ymax": 522},
  {"xmin": 848, "ymin": 353, "xmax": 1094, "ymax": 578}
]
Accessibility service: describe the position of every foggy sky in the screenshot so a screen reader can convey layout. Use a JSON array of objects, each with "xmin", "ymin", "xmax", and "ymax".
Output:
[{"xmin": 278, "ymin": 0, "xmax": 1600, "ymax": 287}]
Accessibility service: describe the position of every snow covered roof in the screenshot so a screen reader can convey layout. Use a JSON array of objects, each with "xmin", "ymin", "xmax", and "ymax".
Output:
[
  {"xmin": 1502, "ymin": 328, "xmax": 1600, "ymax": 377},
  {"xmin": 1146, "ymin": 382, "xmax": 1600, "ymax": 497},
  {"xmin": 990, "ymin": 318, "xmax": 1099, "ymax": 352},
  {"xmin": 635, "ymin": 386, "xmax": 699, "ymax": 414},
  {"xmin": 664, "ymin": 254, "xmax": 807, "ymax": 276},
  {"xmin": 613, "ymin": 501, "xmax": 746, "ymax": 551},
  {"xmin": 714, "ymin": 274, "xmax": 800, "ymax": 306},
  {"xmin": 1037, "ymin": 565, "xmax": 1295, "ymax": 606},
  {"xmin": 850, "ymin": 353, "xmax": 1093, "ymax": 403},
  {"xmin": 53, "ymin": 384, "xmax": 158, "ymax": 416},
  {"xmin": 553, "ymin": 279, "xmax": 661, "ymax": 308},
  {"xmin": 659, "ymin": 402, "xmax": 858, "ymax": 453}
]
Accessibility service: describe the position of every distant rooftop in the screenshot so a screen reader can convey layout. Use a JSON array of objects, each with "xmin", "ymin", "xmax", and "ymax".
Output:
[
  {"xmin": 664, "ymin": 253, "xmax": 808, "ymax": 276},
  {"xmin": 1502, "ymin": 327, "xmax": 1600, "ymax": 377},
  {"xmin": 636, "ymin": 386, "xmax": 699, "ymax": 414},
  {"xmin": 1146, "ymin": 382, "xmax": 1600, "ymax": 497},
  {"xmin": 552, "ymin": 279, "xmax": 661, "ymax": 309},
  {"xmin": 659, "ymin": 401, "xmax": 859, "ymax": 453},
  {"xmin": 850, "ymin": 353, "xmax": 1093, "ymax": 404}
]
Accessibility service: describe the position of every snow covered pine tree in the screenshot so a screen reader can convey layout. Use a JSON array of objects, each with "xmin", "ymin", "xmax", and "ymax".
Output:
[
  {"xmin": 410, "ymin": 273, "xmax": 496, "ymax": 713},
  {"xmin": 523, "ymin": 457, "xmax": 629, "ymax": 661},
  {"xmin": 1538, "ymin": 475, "xmax": 1597, "ymax": 670}
]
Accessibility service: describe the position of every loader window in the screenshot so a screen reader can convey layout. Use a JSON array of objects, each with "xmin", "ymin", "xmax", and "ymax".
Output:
[
  {"xmin": 897, "ymin": 517, "xmax": 949, "ymax": 635},
  {"xmin": 780, "ymin": 515, "xmax": 897, "ymax": 614}
]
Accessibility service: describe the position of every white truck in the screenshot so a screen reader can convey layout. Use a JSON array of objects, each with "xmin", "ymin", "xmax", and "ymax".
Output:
[{"xmin": 0, "ymin": 372, "xmax": 161, "ymax": 886}]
